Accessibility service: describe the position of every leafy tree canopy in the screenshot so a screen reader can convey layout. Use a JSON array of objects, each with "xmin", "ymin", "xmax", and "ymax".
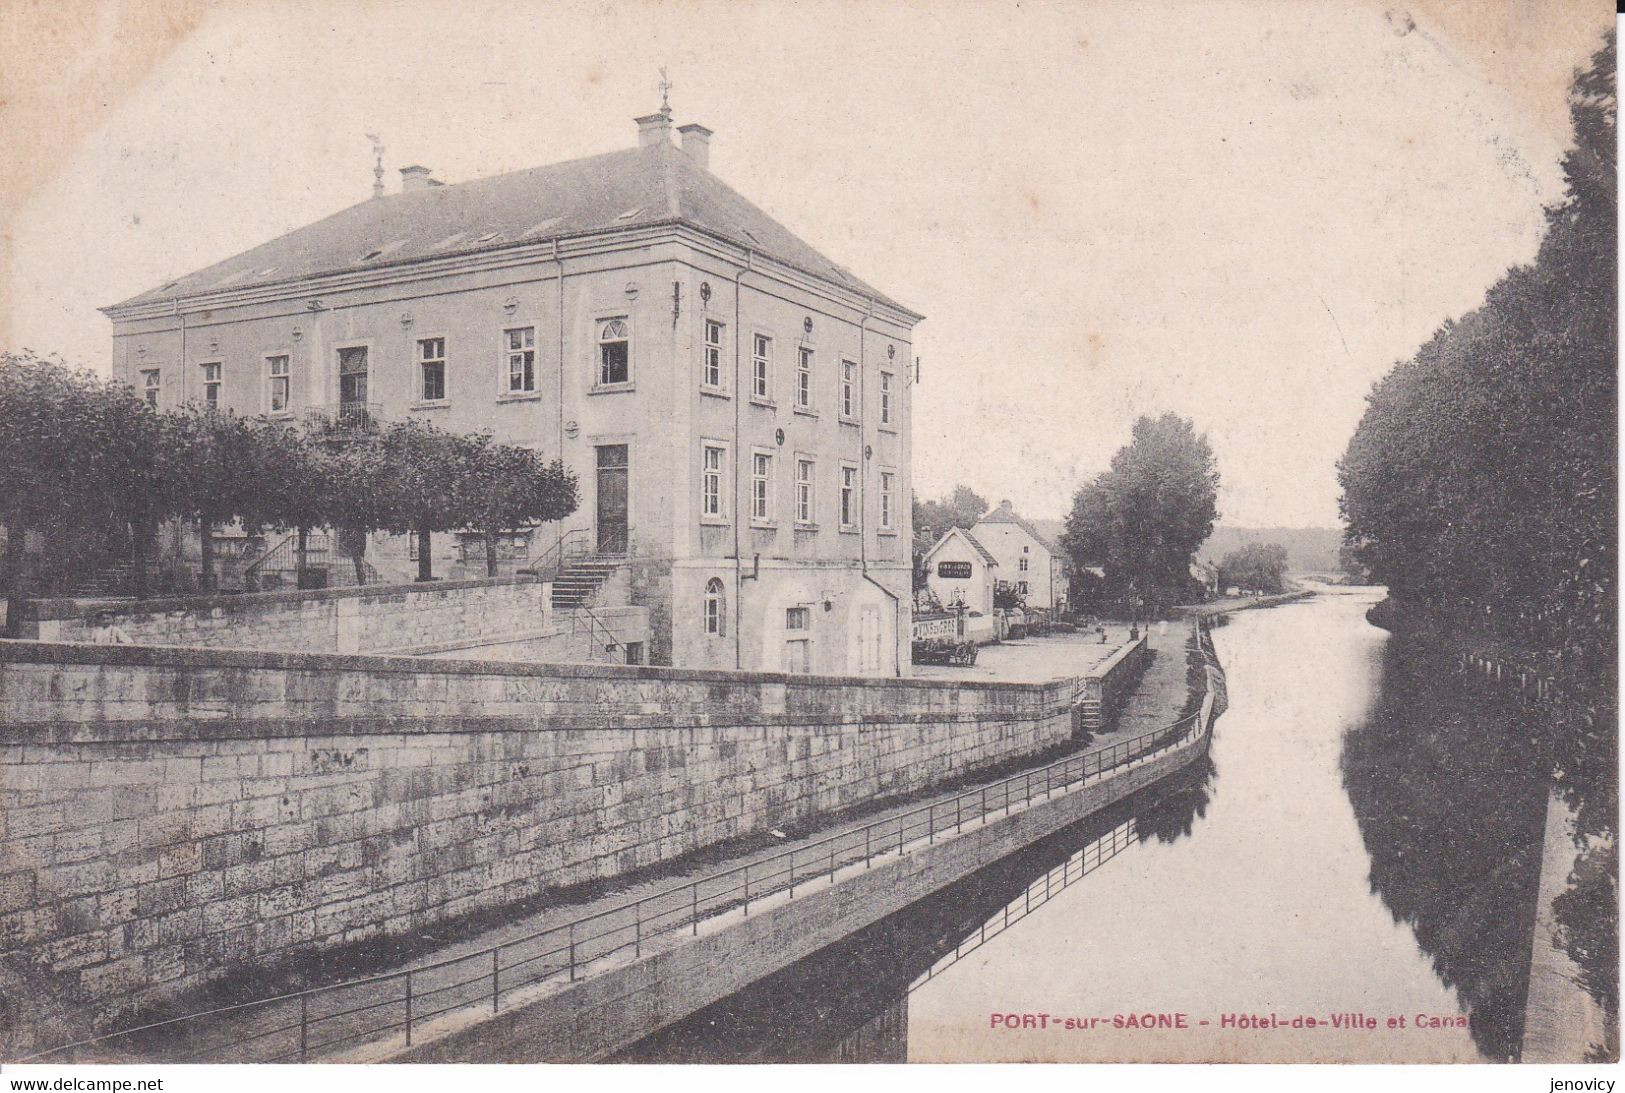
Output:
[{"xmin": 1062, "ymin": 412, "xmax": 1220, "ymax": 607}]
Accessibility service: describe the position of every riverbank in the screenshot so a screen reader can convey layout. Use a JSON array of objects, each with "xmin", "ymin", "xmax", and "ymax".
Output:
[
  {"xmin": 1177, "ymin": 588, "xmax": 1316, "ymax": 619},
  {"xmin": 1521, "ymin": 791, "xmax": 1613, "ymax": 1062}
]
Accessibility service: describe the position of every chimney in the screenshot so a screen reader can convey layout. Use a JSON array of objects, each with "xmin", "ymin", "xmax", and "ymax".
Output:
[
  {"xmin": 635, "ymin": 112, "xmax": 672, "ymax": 148},
  {"xmin": 400, "ymin": 165, "xmax": 435, "ymax": 192},
  {"xmin": 677, "ymin": 123, "xmax": 713, "ymax": 170}
]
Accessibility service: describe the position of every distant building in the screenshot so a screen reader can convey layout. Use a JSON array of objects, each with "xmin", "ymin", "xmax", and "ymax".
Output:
[
  {"xmin": 102, "ymin": 106, "xmax": 923, "ymax": 674},
  {"xmin": 971, "ymin": 500, "xmax": 1070, "ymax": 614},
  {"xmin": 1190, "ymin": 558, "xmax": 1220, "ymax": 596},
  {"xmin": 921, "ymin": 526, "xmax": 998, "ymax": 620}
]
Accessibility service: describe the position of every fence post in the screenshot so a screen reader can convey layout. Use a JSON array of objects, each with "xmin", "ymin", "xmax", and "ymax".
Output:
[
  {"xmin": 829, "ymin": 842, "xmax": 835, "ymax": 885},
  {"xmin": 299, "ymin": 994, "xmax": 308, "ymax": 1062},
  {"xmin": 929, "ymin": 802, "xmax": 935, "ymax": 844},
  {"xmin": 692, "ymin": 883, "xmax": 699, "ymax": 936},
  {"xmin": 568, "ymin": 921, "xmax": 577, "ymax": 983},
  {"xmin": 899, "ymin": 816, "xmax": 905, "ymax": 856},
  {"xmin": 956, "ymin": 795, "xmax": 962, "ymax": 833},
  {"xmin": 865, "ymin": 825, "xmax": 872, "ymax": 868},
  {"xmin": 635, "ymin": 906, "xmax": 642, "ymax": 959},
  {"xmin": 788, "ymin": 851, "xmax": 795, "ymax": 899},
  {"xmin": 492, "ymin": 949, "xmax": 500, "ymax": 1014},
  {"xmin": 404, "ymin": 973, "xmax": 413, "ymax": 1047},
  {"xmin": 744, "ymin": 864, "xmax": 751, "ymax": 915}
]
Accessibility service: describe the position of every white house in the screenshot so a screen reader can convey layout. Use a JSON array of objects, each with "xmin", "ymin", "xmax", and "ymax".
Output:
[
  {"xmin": 921, "ymin": 526, "xmax": 998, "ymax": 619},
  {"xmin": 971, "ymin": 501, "xmax": 1070, "ymax": 614}
]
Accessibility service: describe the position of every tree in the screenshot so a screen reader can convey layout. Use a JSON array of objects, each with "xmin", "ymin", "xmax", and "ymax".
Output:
[
  {"xmin": 0, "ymin": 354, "xmax": 112, "ymax": 631},
  {"xmin": 167, "ymin": 408, "xmax": 286, "ymax": 593},
  {"xmin": 1217, "ymin": 542, "xmax": 1289, "ymax": 594},
  {"xmin": 378, "ymin": 419, "xmax": 472, "ymax": 582},
  {"xmin": 1062, "ymin": 413, "xmax": 1220, "ymax": 610},
  {"xmin": 1337, "ymin": 31, "xmax": 1615, "ymax": 1023},
  {"xmin": 912, "ymin": 484, "xmax": 989, "ymax": 586},
  {"xmin": 252, "ymin": 420, "xmax": 336, "ymax": 588},
  {"xmin": 453, "ymin": 434, "xmax": 579, "ymax": 577}
]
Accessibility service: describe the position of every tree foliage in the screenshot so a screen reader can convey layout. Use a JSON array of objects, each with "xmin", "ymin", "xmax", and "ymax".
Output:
[
  {"xmin": 0, "ymin": 352, "xmax": 580, "ymax": 625},
  {"xmin": 912, "ymin": 484, "xmax": 989, "ymax": 589},
  {"xmin": 1218, "ymin": 542, "xmax": 1289, "ymax": 594},
  {"xmin": 1061, "ymin": 412, "xmax": 1220, "ymax": 609},
  {"xmin": 1337, "ymin": 32, "xmax": 1616, "ymax": 1024},
  {"xmin": 1338, "ymin": 31, "xmax": 1615, "ymax": 822}
]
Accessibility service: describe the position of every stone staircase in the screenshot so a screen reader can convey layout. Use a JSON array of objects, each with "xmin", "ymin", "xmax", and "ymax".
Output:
[{"xmin": 550, "ymin": 557, "xmax": 621, "ymax": 610}]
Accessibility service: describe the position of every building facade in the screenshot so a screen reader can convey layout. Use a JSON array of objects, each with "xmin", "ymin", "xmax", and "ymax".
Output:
[
  {"xmin": 921, "ymin": 527, "xmax": 998, "ymax": 616},
  {"xmin": 971, "ymin": 501, "xmax": 1070, "ymax": 614},
  {"xmin": 103, "ymin": 111, "xmax": 923, "ymax": 674}
]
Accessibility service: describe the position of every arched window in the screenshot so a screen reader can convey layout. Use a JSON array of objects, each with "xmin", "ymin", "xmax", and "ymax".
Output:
[
  {"xmin": 598, "ymin": 317, "xmax": 630, "ymax": 385},
  {"xmin": 704, "ymin": 577, "xmax": 725, "ymax": 636}
]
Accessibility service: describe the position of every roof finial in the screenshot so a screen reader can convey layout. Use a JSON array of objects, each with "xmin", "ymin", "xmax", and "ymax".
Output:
[
  {"xmin": 657, "ymin": 67, "xmax": 672, "ymax": 116},
  {"xmin": 366, "ymin": 132, "xmax": 385, "ymax": 198}
]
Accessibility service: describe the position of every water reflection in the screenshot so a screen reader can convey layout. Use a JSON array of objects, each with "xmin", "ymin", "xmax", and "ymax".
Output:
[
  {"xmin": 1341, "ymin": 629, "xmax": 1549, "ymax": 1061},
  {"xmin": 626, "ymin": 594, "xmax": 1530, "ymax": 1064}
]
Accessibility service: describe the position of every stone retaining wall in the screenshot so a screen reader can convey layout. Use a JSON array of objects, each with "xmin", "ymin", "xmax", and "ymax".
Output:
[
  {"xmin": 0, "ymin": 641, "xmax": 1077, "ymax": 1032},
  {"xmin": 1074, "ymin": 634, "xmax": 1150, "ymax": 733},
  {"xmin": 32, "ymin": 578, "xmax": 556, "ymax": 657}
]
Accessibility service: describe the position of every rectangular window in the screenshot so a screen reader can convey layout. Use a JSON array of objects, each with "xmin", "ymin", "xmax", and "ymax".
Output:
[
  {"xmin": 505, "ymin": 327, "xmax": 535, "ymax": 393},
  {"xmin": 702, "ymin": 443, "xmax": 726, "ymax": 519},
  {"xmin": 796, "ymin": 347, "xmax": 813, "ymax": 409},
  {"xmin": 840, "ymin": 464, "xmax": 858, "ymax": 527},
  {"xmin": 751, "ymin": 451, "xmax": 773, "ymax": 522},
  {"xmin": 1019, "ymin": 556, "xmax": 1029, "ymax": 572},
  {"xmin": 200, "ymin": 362, "xmax": 221, "ymax": 409},
  {"xmin": 599, "ymin": 317, "xmax": 630, "ymax": 386},
  {"xmin": 704, "ymin": 320, "xmax": 724, "ymax": 388},
  {"xmin": 338, "ymin": 346, "xmax": 369, "ymax": 409},
  {"xmin": 786, "ymin": 606, "xmax": 810, "ymax": 631},
  {"xmin": 140, "ymin": 369, "xmax": 160, "ymax": 407},
  {"xmin": 752, "ymin": 333, "xmax": 772, "ymax": 400},
  {"xmin": 880, "ymin": 471, "xmax": 895, "ymax": 530},
  {"xmin": 841, "ymin": 359, "xmax": 857, "ymax": 419},
  {"xmin": 267, "ymin": 355, "xmax": 290, "ymax": 412},
  {"xmin": 418, "ymin": 337, "xmax": 446, "ymax": 401},
  {"xmin": 795, "ymin": 458, "xmax": 815, "ymax": 524},
  {"xmin": 880, "ymin": 370, "xmax": 894, "ymax": 425}
]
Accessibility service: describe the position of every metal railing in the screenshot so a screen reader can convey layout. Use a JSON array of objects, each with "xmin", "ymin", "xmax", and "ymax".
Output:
[
  {"xmin": 25, "ymin": 695, "xmax": 1214, "ymax": 1065},
  {"xmin": 304, "ymin": 402, "xmax": 384, "ymax": 432},
  {"xmin": 519, "ymin": 527, "xmax": 589, "ymax": 581}
]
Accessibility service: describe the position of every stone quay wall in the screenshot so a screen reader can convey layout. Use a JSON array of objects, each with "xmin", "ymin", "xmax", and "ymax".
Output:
[
  {"xmin": 1075, "ymin": 634, "xmax": 1150, "ymax": 733},
  {"xmin": 0, "ymin": 640, "xmax": 1079, "ymax": 1031}
]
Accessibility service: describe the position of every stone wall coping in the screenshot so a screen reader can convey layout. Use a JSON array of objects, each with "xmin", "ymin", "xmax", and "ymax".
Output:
[
  {"xmin": 28, "ymin": 574, "xmax": 544, "ymax": 622},
  {"xmin": 1097, "ymin": 633, "xmax": 1149, "ymax": 676},
  {"xmin": 0, "ymin": 638, "xmax": 1069, "ymax": 695}
]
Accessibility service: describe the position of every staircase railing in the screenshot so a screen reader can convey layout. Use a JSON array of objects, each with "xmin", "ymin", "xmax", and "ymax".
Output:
[
  {"xmin": 567, "ymin": 599, "xmax": 624, "ymax": 660},
  {"xmin": 243, "ymin": 532, "xmax": 328, "ymax": 587},
  {"xmin": 241, "ymin": 533, "xmax": 380, "ymax": 589},
  {"xmin": 522, "ymin": 527, "xmax": 591, "ymax": 581}
]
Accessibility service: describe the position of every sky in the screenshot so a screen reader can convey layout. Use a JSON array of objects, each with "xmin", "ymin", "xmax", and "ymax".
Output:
[{"xmin": 2, "ymin": 0, "xmax": 1612, "ymax": 528}]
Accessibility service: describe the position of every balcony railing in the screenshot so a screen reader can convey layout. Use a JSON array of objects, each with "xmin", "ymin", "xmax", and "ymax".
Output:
[{"xmin": 304, "ymin": 402, "xmax": 383, "ymax": 432}]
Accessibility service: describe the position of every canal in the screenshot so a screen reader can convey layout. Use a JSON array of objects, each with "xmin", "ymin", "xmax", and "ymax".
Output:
[{"xmin": 622, "ymin": 589, "xmax": 1550, "ymax": 1064}]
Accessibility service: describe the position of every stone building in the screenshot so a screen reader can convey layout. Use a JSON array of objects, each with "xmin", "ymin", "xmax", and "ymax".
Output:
[
  {"xmin": 102, "ymin": 108, "xmax": 922, "ymax": 674},
  {"xmin": 971, "ymin": 500, "xmax": 1070, "ymax": 614}
]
